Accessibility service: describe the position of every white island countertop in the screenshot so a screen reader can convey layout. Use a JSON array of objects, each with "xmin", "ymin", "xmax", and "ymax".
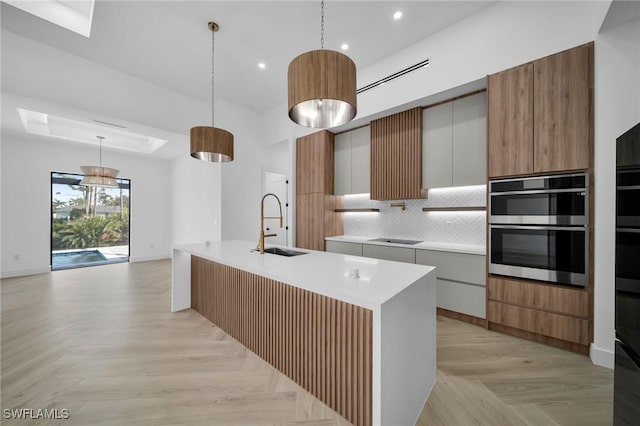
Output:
[
  {"xmin": 325, "ymin": 235, "xmax": 486, "ymax": 255},
  {"xmin": 174, "ymin": 240, "xmax": 435, "ymax": 310}
]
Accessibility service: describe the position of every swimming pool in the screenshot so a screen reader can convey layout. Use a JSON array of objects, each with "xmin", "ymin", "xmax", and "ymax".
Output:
[{"xmin": 51, "ymin": 250, "xmax": 127, "ymax": 270}]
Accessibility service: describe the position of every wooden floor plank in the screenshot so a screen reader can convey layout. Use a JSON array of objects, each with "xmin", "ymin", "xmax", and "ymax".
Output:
[{"xmin": 1, "ymin": 261, "xmax": 613, "ymax": 426}]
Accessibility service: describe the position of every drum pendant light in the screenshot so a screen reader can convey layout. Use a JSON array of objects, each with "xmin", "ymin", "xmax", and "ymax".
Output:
[
  {"xmin": 190, "ymin": 22, "xmax": 234, "ymax": 162},
  {"xmin": 287, "ymin": 0, "xmax": 357, "ymax": 128},
  {"xmin": 80, "ymin": 136, "xmax": 120, "ymax": 187}
]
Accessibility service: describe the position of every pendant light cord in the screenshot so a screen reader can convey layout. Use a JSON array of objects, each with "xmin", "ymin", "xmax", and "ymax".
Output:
[
  {"xmin": 320, "ymin": 0, "xmax": 324, "ymax": 49},
  {"xmin": 211, "ymin": 26, "xmax": 215, "ymax": 127}
]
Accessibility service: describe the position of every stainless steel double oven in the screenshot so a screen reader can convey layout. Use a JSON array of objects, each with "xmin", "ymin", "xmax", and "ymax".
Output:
[{"xmin": 489, "ymin": 173, "xmax": 589, "ymax": 287}]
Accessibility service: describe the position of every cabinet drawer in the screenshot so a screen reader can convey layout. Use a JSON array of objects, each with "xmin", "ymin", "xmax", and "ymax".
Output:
[
  {"xmin": 325, "ymin": 240, "xmax": 363, "ymax": 256},
  {"xmin": 487, "ymin": 276, "xmax": 588, "ymax": 318},
  {"xmin": 362, "ymin": 244, "xmax": 415, "ymax": 263},
  {"xmin": 416, "ymin": 250, "xmax": 485, "ymax": 286},
  {"xmin": 438, "ymin": 279, "xmax": 486, "ymax": 319},
  {"xmin": 488, "ymin": 301, "xmax": 589, "ymax": 345}
]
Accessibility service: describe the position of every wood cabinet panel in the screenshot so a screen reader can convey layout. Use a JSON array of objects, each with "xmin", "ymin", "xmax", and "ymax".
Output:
[
  {"xmin": 534, "ymin": 43, "xmax": 593, "ymax": 173},
  {"xmin": 296, "ymin": 130, "xmax": 335, "ymax": 195},
  {"xmin": 296, "ymin": 194, "xmax": 343, "ymax": 251},
  {"xmin": 487, "ymin": 63, "xmax": 534, "ymax": 177},
  {"xmin": 371, "ymin": 108, "xmax": 423, "ymax": 200},
  {"xmin": 192, "ymin": 256, "xmax": 373, "ymax": 426},
  {"xmin": 487, "ymin": 301, "xmax": 589, "ymax": 345},
  {"xmin": 487, "ymin": 276, "xmax": 588, "ymax": 318}
]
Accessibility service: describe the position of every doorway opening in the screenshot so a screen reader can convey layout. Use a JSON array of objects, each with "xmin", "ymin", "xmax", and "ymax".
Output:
[{"xmin": 50, "ymin": 172, "xmax": 130, "ymax": 270}]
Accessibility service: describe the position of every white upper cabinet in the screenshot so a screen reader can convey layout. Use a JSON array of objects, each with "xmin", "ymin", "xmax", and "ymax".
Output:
[
  {"xmin": 334, "ymin": 126, "xmax": 370, "ymax": 195},
  {"xmin": 422, "ymin": 92, "xmax": 487, "ymax": 189},
  {"xmin": 422, "ymin": 102, "xmax": 453, "ymax": 189},
  {"xmin": 452, "ymin": 92, "xmax": 487, "ymax": 186}
]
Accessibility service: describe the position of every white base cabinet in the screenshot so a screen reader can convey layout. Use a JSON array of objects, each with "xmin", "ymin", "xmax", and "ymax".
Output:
[
  {"xmin": 326, "ymin": 240, "xmax": 486, "ymax": 319},
  {"xmin": 415, "ymin": 249, "xmax": 486, "ymax": 319}
]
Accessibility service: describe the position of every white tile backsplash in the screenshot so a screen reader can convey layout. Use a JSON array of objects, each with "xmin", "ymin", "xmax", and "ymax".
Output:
[{"xmin": 343, "ymin": 185, "xmax": 486, "ymax": 246}]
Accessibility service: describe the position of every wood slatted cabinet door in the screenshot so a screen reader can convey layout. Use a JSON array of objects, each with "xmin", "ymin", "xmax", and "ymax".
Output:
[
  {"xmin": 533, "ymin": 42, "xmax": 593, "ymax": 173},
  {"xmin": 487, "ymin": 63, "xmax": 534, "ymax": 177},
  {"xmin": 370, "ymin": 107, "xmax": 423, "ymax": 200}
]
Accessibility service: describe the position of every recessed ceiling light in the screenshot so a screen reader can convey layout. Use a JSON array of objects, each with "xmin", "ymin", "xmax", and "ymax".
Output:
[
  {"xmin": 393, "ymin": 11, "xmax": 403, "ymax": 20},
  {"xmin": 258, "ymin": 62, "xmax": 266, "ymax": 69},
  {"xmin": 341, "ymin": 43, "xmax": 349, "ymax": 51}
]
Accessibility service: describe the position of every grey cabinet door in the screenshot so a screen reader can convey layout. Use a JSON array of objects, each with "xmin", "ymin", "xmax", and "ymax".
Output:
[
  {"xmin": 351, "ymin": 126, "xmax": 370, "ymax": 194},
  {"xmin": 452, "ymin": 92, "xmax": 487, "ymax": 186},
  {"xmin": 362, "ymin": 244, "xmax": 415, "ymax": 263},
  {"xmin": 325, "ymin": 240, "xmax": 363, "ymax": 256},
  {"xmin": 334, "ymin": 132, "xmax": 351, "ymax": 195},
  {"xmin": 422, "ymin": 102, "xmax": 453, "ymax": 189}
]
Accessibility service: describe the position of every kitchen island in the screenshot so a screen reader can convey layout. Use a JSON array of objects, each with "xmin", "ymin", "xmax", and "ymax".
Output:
[{"xmin": 172, "ymin": 240, "xmax": 436, "ymax": 426}]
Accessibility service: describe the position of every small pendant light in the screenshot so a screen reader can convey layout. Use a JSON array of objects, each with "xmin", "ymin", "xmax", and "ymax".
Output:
[
  {"xmin": 287, "ymin": 0, "xmax": 357, "ymax": 128},
  {"xmin": 80, "ymin": 136, "xmax": 119, "ymax": 187},
  {"xmin": 190, "ymin": 22, "xmax": 234, "ymax": 162}
]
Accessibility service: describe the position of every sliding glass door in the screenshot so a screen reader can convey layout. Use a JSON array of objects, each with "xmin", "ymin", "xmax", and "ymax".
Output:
[{"xmin": 51, "ymin": 172, "xmax": 131, "ymax": 270}]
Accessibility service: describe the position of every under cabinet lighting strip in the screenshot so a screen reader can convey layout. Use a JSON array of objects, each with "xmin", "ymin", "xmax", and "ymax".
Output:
[
  {"xmin": 422, "ymin": 206, "xmax": 486, "ymax": 212},
  {"xmin": 357, "ymin": 59, "xmax": 430, "ymax": 94},
  {"xmin": 335, "ymin": 208, "xmax": 380, "ymax": 213}
]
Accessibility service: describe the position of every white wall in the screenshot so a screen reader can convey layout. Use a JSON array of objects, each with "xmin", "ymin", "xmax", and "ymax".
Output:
[
  {"xmin": 592, "ymin": 17, "xmax": 640, "ymax": 368},
  {"xmin": 0, "ymin": 134, "xmax": 172, "ymax": 277},
  {"xmin": 259, "ymin": 1, "xmax": 610, "ymax": 147}
]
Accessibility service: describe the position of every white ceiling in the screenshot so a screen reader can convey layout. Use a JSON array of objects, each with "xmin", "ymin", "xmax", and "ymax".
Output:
[{"xmin": 1, "ymin": 0, "xmax": 497, "ymax": 114}]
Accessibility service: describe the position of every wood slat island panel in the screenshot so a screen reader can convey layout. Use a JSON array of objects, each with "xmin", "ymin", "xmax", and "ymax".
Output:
[{"xmin": 191, "ymin": 255, "xmax": 373, "ymax": 426}]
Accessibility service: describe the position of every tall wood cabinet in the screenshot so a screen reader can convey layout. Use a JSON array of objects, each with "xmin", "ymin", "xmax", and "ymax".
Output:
[
  {"xmin": 296, "ymin": 131, "xmax": 343, "ymax": 251},
  {"xmin": 486, "ymin": 43, "xmax": 595, "ymax": 355},
  {"xmin": 488, "ymin": 42, "xmax": 593, "ymax": 178},
  {"xmin": 370, "ymin": 107, "xmax": 423, "ymax": 200}
]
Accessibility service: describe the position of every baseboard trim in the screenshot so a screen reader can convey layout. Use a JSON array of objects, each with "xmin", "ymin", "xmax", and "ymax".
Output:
[
  {"xmin": 130, "ymin": 254, "xmax": 172, "ymax": 263},
  {"xmin": 437, "ymin": 307, "xmax": 486, "ymax": 327},
  {"xmin": 590, "ymin": 343, "xmax": 614, "ymax": 369},
  {"xmin": 1, "ymin": 266, "xmax": 50, "ymax": 279}
]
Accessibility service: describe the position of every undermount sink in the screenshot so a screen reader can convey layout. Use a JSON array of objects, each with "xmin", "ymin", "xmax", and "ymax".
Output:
[
  {"xmin": 260, "ymin": 247, "xmax": 308, "ymax": 257},
  {"xmin": 368, "ymin": 237, "xmax": 423, "ymax": 245}
]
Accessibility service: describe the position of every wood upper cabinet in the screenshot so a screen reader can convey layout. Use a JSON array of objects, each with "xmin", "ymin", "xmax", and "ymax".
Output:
[
  {"xmin": 487, "ymin": 63, "xmax": 534, "ymax": 177},
  {"xmin": 534, "ymin": 43, "xmax": 593, "ymax": 173},
  {"xmin": 370, "ymin": 107, "xmax": 423, "ymax": 200},
  {"xmin": 487, "ymin": 43, "xmax": 593, "ymax": 178},
  {"xmin": 296, "ymin": 130, "xmax": 334, "ymax": 195}
]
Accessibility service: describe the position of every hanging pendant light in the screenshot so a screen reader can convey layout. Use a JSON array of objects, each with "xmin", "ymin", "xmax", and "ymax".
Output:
[
  {"xmin": 190, "ymin": 22, "xmax": 234, "ymax": 163},
  {"xmin": 287, "ymin": 0, "xmax": 357, "ymax": 128},
  {"xmin": 80, "ymin": 136, "xmax": 119, "ymax": 187}
]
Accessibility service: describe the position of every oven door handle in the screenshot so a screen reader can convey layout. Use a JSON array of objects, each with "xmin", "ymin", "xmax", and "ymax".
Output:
[
  {"xmin": 490, "ymin": 188, "xmax": 587, "ymax": 196},
  {"xmin": 490, "ymin": 224, "xmax": 587, "ymax": 231},
  {"xmin": 617, "ymin": 228, "xmax": 640, "ymax": 233},
  {"xmin": 617, "ymin": 185, "xmax": 640, "ymax": 190}
]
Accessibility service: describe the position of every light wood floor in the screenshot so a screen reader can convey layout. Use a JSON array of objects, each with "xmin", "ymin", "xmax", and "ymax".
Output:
[{"xmin": 1, "ymin": 260, "xmax": 613, "ymax": 425}]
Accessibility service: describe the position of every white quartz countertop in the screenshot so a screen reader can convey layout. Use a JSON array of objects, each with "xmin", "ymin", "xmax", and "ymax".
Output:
[
  {"xmin": 174, "ymin": 240, "xmax": 435, "ymax": 310},
  {"xmin": 325, "ymin": 235, "xmax": 486, "ymax": 255}
]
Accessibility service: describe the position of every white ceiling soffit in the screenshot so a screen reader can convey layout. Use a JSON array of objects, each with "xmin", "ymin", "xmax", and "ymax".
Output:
[
  {"xmin": 2, "ymin": 0, "xmax": 95, "ymax": 37},
  {"xmin": 17, "ymin": 108, "xmax": 168, "ymax": 153}
]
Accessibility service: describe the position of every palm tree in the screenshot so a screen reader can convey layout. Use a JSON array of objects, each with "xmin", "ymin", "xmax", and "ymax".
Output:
[{"xmin": 60, "ymin": 216, "xmax": 109, "ymax": 248}]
